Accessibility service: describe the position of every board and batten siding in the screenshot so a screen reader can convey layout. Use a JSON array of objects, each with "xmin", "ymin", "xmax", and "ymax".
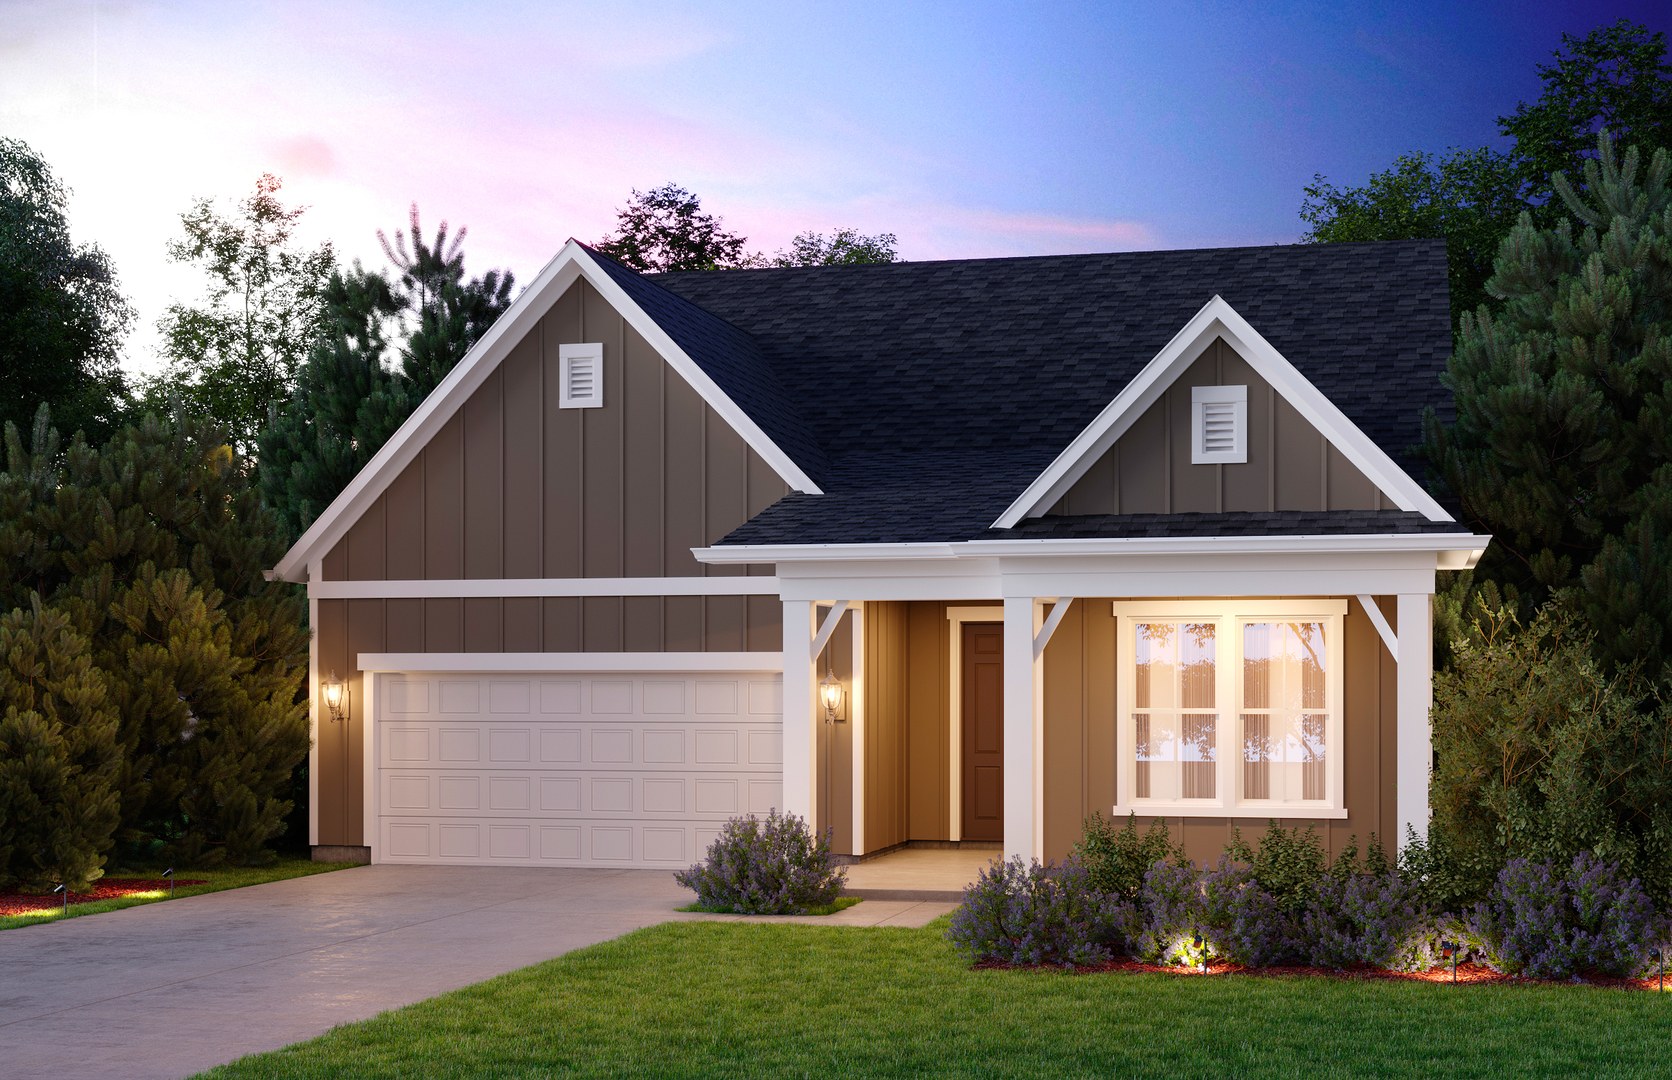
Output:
[
  {"xmin": 1050, "ymin": 338, "xmax": 1387, "ymax": 515},
  {"xmin": 850, "ymin": 597, "xmax": 1397, "ymax": 865},
  {"xmin": 311, "ymin": 278, "xmax": 792, "ymax": 846}
]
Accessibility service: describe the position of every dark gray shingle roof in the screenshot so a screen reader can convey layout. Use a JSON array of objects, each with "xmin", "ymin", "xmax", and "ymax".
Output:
[{"xmin": 593, "ymin": 241, "xmax": 1455, "ymax": 545}]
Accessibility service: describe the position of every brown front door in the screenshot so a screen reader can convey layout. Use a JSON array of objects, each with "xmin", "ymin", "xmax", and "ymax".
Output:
[{"xmin": 962, "ymin": 622, "xmax": 1004, "ymax": 841}]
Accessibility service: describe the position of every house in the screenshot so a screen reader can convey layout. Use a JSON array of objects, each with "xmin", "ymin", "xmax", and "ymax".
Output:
[{"xmin": 272, "ymin": 238, "xmax": 1488, "ymax": 869}]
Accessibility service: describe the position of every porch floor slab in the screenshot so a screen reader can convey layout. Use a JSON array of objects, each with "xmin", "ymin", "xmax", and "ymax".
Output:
[{"xmin": 841, "ymin": 848, "xmax": 997, "ymax": 901}]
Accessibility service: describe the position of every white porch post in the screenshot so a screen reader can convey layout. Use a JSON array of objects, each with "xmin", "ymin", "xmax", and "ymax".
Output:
[
  {"xmin": 1396, "ymin": 593, "xmax": 1433, "ymax": 847},
  {"xmin": 781, "ymin": 600, "xmax": 817, "ymax": 822},
  {"xmin": 1002, "ymin": 596, "xmax": 1042, "ymax": 862}
]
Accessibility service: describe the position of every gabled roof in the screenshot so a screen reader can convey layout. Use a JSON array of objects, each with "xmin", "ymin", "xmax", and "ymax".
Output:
[
  {"xmin": 271, "ymin": 240, "xmax": 825, "ymax": 581},
  {"xmin": 651, "ymin": 240, "xmax": 1454, "ymax": 546}
]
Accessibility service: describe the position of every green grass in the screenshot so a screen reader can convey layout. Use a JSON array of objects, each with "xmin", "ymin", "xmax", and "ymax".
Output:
[
  {"xmin": 676, "ymin": 895, "xmax": 864, "ymax": 916},
  {"xmin": 0, "ymin": 858, "xmax": 360, "ymax": 932},
  {"xmin": 197, "ymin": 915, "xmax": 1672, "ymax": 1079}
]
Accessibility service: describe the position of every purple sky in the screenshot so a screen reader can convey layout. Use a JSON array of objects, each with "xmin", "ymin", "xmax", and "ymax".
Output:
[{"xmin": 3, "ymin": 1, "xmax": 1666, "ymax": 375}]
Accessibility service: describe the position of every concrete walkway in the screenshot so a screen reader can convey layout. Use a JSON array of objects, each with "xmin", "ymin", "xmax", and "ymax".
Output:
[{"xmin": 0, "ymin": 865, "xmax": 955, "ymax": 1080}]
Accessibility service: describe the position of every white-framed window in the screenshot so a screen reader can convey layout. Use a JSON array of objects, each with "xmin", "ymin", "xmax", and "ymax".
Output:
[
  {"xmin": 558, "ymin": 343, "xmax": 604, "ymax": 408},
  {"xmin": 1112, "ymin": 599, "xmax": 1347, "ymax": 818},
  {"xmin": 1190, "ymin": 384, "xmax": 1247, "ymax": 464}
]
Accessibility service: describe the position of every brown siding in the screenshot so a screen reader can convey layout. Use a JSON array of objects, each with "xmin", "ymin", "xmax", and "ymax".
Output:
[
  {"xmin": 1041, "ymin": 595, "xmax": 1400, "ymax": 866},
  {"xmin": 905, "ymin": 602, "xmax": 950, "ymax": 841},
  {"xmin": 864, "ymin": 601, "xmax": 910, "ymax": 851},
  {"xmin": 815, "ymin": 606, "xmax": 855, "ymax": 853},
  {"xmin": 1052, "ymin": 338, "xmax": 1385, "ymax": 515}
]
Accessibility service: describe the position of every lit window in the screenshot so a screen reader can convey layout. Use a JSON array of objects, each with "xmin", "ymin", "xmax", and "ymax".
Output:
[{"xmin": 1114, "ymin": 600, "xmax": 1346, "ymax": 817}]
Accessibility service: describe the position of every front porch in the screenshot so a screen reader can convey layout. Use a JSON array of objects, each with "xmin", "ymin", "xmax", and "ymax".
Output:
[{"xmin": 839, "ymin": 846, "xmax": 1001, "ymax": 902}]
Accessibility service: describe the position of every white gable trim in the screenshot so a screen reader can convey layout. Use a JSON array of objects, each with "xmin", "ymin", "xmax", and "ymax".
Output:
[
  {"xmin": 991, "ymin": 295, "xmax": 1453, "ymax": 528},
  {"xmin": 273, "ymin": 240, "xmax": 821, "ymax": 582}
]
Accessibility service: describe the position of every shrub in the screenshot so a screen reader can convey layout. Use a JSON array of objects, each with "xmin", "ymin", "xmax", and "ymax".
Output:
[
  {"xmin": 674, "ymin": 810, "xmax": 845, "ymax": 915},
  {"xmin": 1071, "ymin": 812, "xmax": 1186, "ymax": 903},
  {"xmin": 1304, "ymin": 869, "xmax": 1428, "ymax": 971},
  {"xmin": 1229, "ymin": 821, "xmax": 1333, "ymax": 916},
  {"xmin": 946, "ymin": 856, "xmax": 1126, "ymax": 967},
  {"xmin": 1122, "ymin": 860, "xmax": 1203, "ymax": 964},
  {"xmin": 1199, "ymin": 856, "xmax": 1299, "ymax": 966},
  {"xmin": 1468, "ymin": 852, "xmax": 1664, "ymax": 978}
]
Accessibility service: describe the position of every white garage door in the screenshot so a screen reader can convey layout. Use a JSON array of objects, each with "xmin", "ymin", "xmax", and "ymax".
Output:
[{"xmin": 374, "ymin": 672, "xmax": 784, "ymax": 868}]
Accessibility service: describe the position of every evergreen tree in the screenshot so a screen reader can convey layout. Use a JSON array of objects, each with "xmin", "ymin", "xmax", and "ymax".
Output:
[
  {"xmin": 1423, "ymin": 133, "xmax": 1672, "ymax": 673},
  {"xmin": 1301, "ymin": 20, "xmax": 1669, "ymax": 334},
  {"xmin": 595, "ymin": 184, "xmax": 753, "ymax": 272},
  {"xmin": 148, "ymin": 175, "xmax": 336, "ymax": 457},
  {"xmin": 0, "ymin": 403, "xmax": 310, "ymax": 865},
  {"xmin": 0, "ymin": 138, "xmax": 133, "ymax": 444},
  {"xmin": 258, "ymin": 208, "xmax": 514, "ymax": 538},
  {"xmin": 0, "ymin": 598, "xmax": 121, "ymax": 891}
]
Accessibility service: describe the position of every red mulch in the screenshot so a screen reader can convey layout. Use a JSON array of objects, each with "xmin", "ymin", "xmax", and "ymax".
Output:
[
  {"xmin": 971, "ymin": 956, "xmax": 1669, "ymax": 992},
  {"xmin": 0, "ymin": 878, "xmax": 208, "ymax": 917}
]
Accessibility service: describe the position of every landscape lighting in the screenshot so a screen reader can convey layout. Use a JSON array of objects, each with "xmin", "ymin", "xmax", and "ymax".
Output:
[
  {"xmin": 52, "ymin": 883, "xmax": 67, "ymax": 914},
  {"xmin": 1652, "ymin": 948, "xmax": 1664, "ymax": 992},
  {"xmin": 1441, "ymin": 941, "xmax": 1458, "ymax": 983},
  {"xmin": 164, "ymin": 868, "xmax": 174, "ymax": 896}
]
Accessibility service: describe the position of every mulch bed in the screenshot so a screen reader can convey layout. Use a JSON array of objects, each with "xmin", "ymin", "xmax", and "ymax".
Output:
[
  {"xmin": 972, "ymin": 956, "xmax": 1670, "ymax": 992},
  {"xmin": 0, "ymin": 878, "xmax": 208, "ymax": 917}
]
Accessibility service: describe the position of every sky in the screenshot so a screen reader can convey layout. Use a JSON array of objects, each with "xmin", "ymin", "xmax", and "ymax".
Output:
[{"xmin": 3, "ymin": 0, "xmax": 1668, "ymax": 377}]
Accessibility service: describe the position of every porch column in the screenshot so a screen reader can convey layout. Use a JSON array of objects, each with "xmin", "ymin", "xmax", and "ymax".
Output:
[
  {"xmin": 781, "ymin": 600, "xmax": 817, "ymax": 822},
  {"xmin": 1396, "ymin": 593, "xmax": 1433, "ymax": 847},
  {"xmin": 1002, "ymin": 596, "xmax": 1042, "ymax": 862}
]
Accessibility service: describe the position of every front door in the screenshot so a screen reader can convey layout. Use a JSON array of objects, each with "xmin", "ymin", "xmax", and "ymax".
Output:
[{"xmin": 961, "ymin": 622, "xmax": 1004, "ymax": 841}]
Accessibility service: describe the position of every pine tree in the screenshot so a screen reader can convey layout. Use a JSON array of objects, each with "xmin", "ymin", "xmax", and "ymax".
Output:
[
  {"xmin": 0, "ymin": 598, "xmax": 121, "ymax": 891},
  {"xmin": 1423, "ymin": 133, "xmax": 1672, "ymax": 673},
  {"xmin": 258, "ymin": 208, "xmax": 514, "ymax": 539},
  {"xmin": 0, "ymin": 403, "xmax": 310, "ymax": 866}
]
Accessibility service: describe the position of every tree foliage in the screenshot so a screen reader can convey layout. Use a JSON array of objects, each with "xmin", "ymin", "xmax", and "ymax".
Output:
[
  {"xmin": 595, "ymin": 184, "xmax": 753, "ymax": 272},
  {"xmin": 259, "ymin": 206, "xmax": 514, "ymax": 538},
  {"xmin": 1423, "ymin": 134, "xmax": 1672, "ymax": 672},
  {"xmin": 770, "ymin": 228, "xmax": 899, "ymax": 267},
  {"xmin": 0, "ymin": 137, "xmax": 133, "ymax": 445},
  {"xmin": 149, "ymin": 175, "xmax": 335, "ymax": 457},
  {"xmin": 1301, "ymin": 21, "xmax": 1669, "ymax": 333},
  {"xmin": 0, "ymin": 403, "xmax": 310, "ymax": 867}
]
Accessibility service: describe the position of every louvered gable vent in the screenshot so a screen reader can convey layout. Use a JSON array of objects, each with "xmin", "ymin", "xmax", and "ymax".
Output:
[
  {"xmin": 1191, "ymin": 384, "xmax": 1247, "ymax": 464},
  {"xmin": 559, "ymin": 343, "xmax": 604, "ymax": 409}
]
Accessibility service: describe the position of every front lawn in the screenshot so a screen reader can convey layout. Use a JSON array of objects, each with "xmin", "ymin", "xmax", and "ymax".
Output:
[
  {"xmin": 0, "ymin": 859, "xmax": 360, "ymax": 932},
  {"xmin": 200, "ymin": 917, "xmax": 1670, "ymax": 1079}
]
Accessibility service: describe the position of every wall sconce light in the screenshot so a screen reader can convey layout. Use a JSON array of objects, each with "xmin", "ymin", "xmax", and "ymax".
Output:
[
  {"xmin": 819, "ymin": 669, "xmax": 844, "ymax": 723},
  {"xmin": 322, "ymin": 670, "xmax": 347, "ymax": 723}
]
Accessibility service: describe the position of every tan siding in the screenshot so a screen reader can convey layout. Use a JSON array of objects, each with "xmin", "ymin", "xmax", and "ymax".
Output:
[
  {"xmin": 1040, "ymin": 596, "xmax": 1399, "ymax": 867},
  {"xmin": 1054, "ymin": 337, "xmax": 1390, "ymax": 516},
  {"xmin": 815, "ymin": 607, "xmax": 855, "ymax": 852},
  {"xmin": 905, "ymin": 601, "xmax": 949, "ymax": 841},
  {"xmin": 864, "ymin": 601, "xmax": 910, "ymax": 851}
]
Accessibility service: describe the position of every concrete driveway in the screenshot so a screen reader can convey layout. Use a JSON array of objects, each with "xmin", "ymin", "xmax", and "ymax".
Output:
[{"xmin": 0, "ymin": 865, "xmax": 954, "ymax": 1080}]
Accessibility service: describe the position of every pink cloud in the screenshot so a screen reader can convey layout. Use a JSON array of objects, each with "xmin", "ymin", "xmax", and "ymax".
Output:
[{"xmin": 271, "ymin": 135, "xmax": 338, "ymax": 179}]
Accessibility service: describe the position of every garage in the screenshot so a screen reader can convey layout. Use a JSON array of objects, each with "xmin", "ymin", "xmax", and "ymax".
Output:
[{"xmin": 371, "ymin": 671, "xmax": 784, "ymax": 868}]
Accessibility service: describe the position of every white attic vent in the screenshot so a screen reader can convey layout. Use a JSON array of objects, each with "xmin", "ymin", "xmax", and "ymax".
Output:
[
  {"xmin": 1191, "ymin": 384, "xmax": 1247, "ymax": 464},
  {"xmin": 559, "ymin": 343, "xmax": 604, "ymax": 409}
]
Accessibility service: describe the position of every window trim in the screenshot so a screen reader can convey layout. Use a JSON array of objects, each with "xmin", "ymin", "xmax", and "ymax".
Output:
[{"xmin": 1111, "ymin": 599, "xmax": 1348, "ymax": 818}]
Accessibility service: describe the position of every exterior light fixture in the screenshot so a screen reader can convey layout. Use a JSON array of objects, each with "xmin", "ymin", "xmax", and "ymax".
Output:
[
  {"xmin": 52, "ymin": 883, "xmax": 67, "ymax": 914},
  {"xmin": 1192, "ymin": 932, "xmax": 1208, "ymax": 974},
  {"xmin": 1440, "ymin": 940, "xmax": 1458, "ymax": 983},
  {"xmin": 1652, "ymin": 948, "xmax": 1664, "ymax": 993},
  {"xmin": 322, "ymin": 670, "xmax": 347, "ymax": 723},
  {"xmin": 819, "ymin": 670, "xmax": 844, "ymax": 722},
  {"xmin": 163, "ymin": 868, "xmax": 174, "ymax": 896}
]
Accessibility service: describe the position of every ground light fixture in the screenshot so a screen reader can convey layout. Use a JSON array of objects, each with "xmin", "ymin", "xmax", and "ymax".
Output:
[
  {"xmin": 322, "ymin": 671, "xmax": 347, "ymax": 723},
  {"xmin": 52, "ymin": 883, "xmax": 67, "ymax": 914},
  {"xmin": 1652, "ymin": 948, "xmax": 1664, "ymax": 992},
  {"xmin": 164, "ymin": 868, "xmax": 174, "ymax": 896},
  {"xmin": 1441, "ymin": 941, "xmax": 1458, "ymax": 983},
  {"xmin": 1192, "ymin": 933, "xmax": 1208, "ymax": 974}
]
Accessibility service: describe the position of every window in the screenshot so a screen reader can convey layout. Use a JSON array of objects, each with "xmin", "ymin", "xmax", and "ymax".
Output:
[
  {"xmin": 1190, "ymin": 385, "xmax": 1247, "ymax": 464},
  {"xmin": 1113, "ymin": 600, "xmax": 1346, "ymax": 817},
  {"xmin": 559, "ymin": 343, "xmax": 604, "ymax": 408}
]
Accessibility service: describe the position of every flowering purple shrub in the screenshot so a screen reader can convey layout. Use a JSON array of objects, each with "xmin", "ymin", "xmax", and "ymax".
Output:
[
  {"xmin": 945, "ymin": 856, "xmax": 1127, "ymax": 967},
  {"xmin": 1199, "ymin": 857, "xmax": 1299, "ymax": 966},
  {"xmin": 1468, "ymin": 852, "xmax": 1663, "ymax": 978},
  {"xmin": 1122, "ymin": 860, "xmax": 1202, "ymax": 963},
  {"xmin": 673, "ymin": 810, "xmax": 845, "ymax": 915},
  {"xmin": 1303, "ymin": 871, "xmax": 1427, "ymax": 970}
]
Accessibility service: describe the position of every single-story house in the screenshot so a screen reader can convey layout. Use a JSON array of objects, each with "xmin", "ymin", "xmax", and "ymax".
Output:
[{"xmin": 272, "ymin": 238, "xmax": 1488, "ymax": 868}]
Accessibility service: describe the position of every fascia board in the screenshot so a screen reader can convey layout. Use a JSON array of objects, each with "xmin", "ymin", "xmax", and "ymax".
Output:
[
  {"xmin": 571, "ymin": 246, "xmax": 823, "ymax": 496},
  {"xmin": 273, "ymin": 245, "xmax": 582, "ymax": 582},
  {"xmin": 992, "ymin": 297, "xmax": 1224, "ymax": 529},
  {"xmin": 964, "ymin": 532, "xmax": 1493, "ymax": 558},
  {"xmin": 991, "ymin": 295, "xmax": 1455, "ymax": 528},
  {"xmin": 275, "ymin": 240, "xmax": 822, "ymax": 581},
  {"xmin": 693, "ymin": 542, "xmax": 959, "ymax": 563}
]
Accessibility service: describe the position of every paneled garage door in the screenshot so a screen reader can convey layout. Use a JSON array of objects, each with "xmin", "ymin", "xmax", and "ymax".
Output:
[{"xmin": 374, "ymin": 672, "xmax": 784, "ymax": 868}]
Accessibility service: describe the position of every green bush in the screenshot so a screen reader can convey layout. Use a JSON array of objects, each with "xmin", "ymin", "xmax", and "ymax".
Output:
[
  {"xmin": 0, "ymin": 600, "xmax": 120, "ymax": 890},
  {"xmin": 0, "ymin": 404, "xmax": 310, "ymax": 867},
  {"xmin": 1070, "ymin": 812, "xmax": 1186, "ymax": 903}
]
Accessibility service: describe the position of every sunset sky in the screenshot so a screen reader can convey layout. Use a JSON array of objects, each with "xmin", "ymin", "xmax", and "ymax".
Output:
[{"xmin": 4, "ymin": 1, "xmax": 1667, "ymax": 375}]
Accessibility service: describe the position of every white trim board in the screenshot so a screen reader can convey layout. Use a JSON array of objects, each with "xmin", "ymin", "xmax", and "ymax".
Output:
[
  {"xmin": 945, "ymin": 605, "xmax": 1004, "ymax": 842},
  {"xmin": 310, "ymin": 576, "xmax": 781, "ymax": 600},
  {"xmin": 992, "ymin": 295, "xmax": 1454, "ymax": 528},
  {"xmin": 273, "ymin": 240, "xmax": 821, "ymax": 583},
  {"xmin": 356, "ymin": 652, "xmax": 785, "ymax": 673}
]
